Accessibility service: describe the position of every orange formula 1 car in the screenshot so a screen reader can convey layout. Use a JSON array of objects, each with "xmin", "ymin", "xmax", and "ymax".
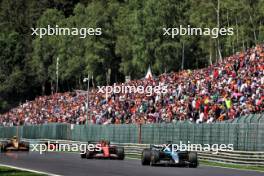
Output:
[{"xmin": 0, "ymin": 136, "xmax": 30, "ymax": 152}]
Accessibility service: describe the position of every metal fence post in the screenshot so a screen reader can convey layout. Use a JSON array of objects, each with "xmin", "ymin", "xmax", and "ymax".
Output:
[{"xmin": 138, "ymin": 124, "xmax": 142, "ymax": 144}]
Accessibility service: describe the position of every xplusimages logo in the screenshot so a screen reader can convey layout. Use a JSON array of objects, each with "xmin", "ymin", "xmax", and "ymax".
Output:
[
  {"xmin": 161, "ymin": 141, "xmax": 234, "ymax": 154},
  {"xmin": 163, "ymin": 25, "xmax": 234, "ymax": 38},
  {"xmin": 31, "ymin": 25, "xmax": 102, "ymax": 38},
  {"xmin": 31, "ymin": 141, "xmax": 102, "ymax": 154},
  {"xmin": 97, "ymin": 83, "xmax": 168, "ymax": 97}
]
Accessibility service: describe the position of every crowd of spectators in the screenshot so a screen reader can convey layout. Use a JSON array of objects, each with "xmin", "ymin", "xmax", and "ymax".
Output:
[{"xmin": 0, "ymin": 45, "xmax": 263, "ymax": 126}]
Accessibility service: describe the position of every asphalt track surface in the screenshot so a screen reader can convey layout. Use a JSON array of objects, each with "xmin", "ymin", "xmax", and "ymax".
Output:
[{"xmin": 0, "ymin": 152, "xmax": 263, "ymax": 176}]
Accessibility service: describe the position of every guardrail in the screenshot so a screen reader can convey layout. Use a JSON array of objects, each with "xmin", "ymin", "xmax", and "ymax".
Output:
[
  {"xmin": 118, "ymin": 143, "xmax": 264, "ymax": 166},
  {"xmin": 12, "ymin": 138, "xmax": 264, "ymax": 166}
]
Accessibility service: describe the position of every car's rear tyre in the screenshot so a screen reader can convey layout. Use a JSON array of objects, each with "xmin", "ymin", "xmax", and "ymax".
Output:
[
  {"xmin": 188, "ymin": 152, "xmax": 198, "ymax": 168},
  {"xmin": 86, "ymin": 151, "xmax": 93, "ymax": 159},
  {"xmin": 141, "ymin": 149, "xmax": 151, "ymax": 165},
  {"xmin": 116, "ymin": 147, "xmax": 125, "ymax": 160},
  {"xmin": 20, "ymin": 141, "xmax": 30, "ymax": 151},
  {"xmin": 150, "ymin": 150, "xmax": 159, "ymax": 166}
]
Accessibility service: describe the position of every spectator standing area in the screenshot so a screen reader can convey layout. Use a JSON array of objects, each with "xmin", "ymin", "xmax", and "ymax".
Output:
[{"xmin": 0, "ymin": 45, "xmax": 263, "ymax": 126}]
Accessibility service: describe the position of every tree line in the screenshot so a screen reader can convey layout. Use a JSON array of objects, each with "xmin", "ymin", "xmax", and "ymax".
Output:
[{"xmin": 0, "ymin": 0, "xmax": 264, "ymax": 112}]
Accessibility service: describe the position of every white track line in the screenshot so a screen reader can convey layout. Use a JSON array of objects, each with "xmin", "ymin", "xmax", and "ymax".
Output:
[{"xmin": 0, "ymin": 164, "xmax": 61, "ymax": 176}]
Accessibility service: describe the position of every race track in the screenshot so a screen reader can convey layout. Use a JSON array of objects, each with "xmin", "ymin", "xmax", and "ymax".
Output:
[{"xmin": 0, "ymin": 152, "xmax": 262, "ymax": 176}]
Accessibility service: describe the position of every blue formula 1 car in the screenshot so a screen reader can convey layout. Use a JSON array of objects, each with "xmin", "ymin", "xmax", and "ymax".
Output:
[{"xmin": 141, "ymin": 144, "xmax": 198, "ymax": 167}]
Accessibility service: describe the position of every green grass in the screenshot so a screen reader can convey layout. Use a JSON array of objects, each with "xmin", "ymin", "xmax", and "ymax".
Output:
[
  {"xmin": 200, "ymin": 160, "xmax": 264, "ymax": 172},
  {"xmin": 0, "ymin": 166, "xmax": 45, "ymax": 176},
  {"xmin": 126, "ymin": 154, "xmax": 264, "ymax": 172}
]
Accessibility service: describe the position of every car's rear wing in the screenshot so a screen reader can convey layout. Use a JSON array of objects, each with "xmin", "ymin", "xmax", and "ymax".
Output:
[
  {"xmin": 87, "ymin": 141, "xmax": 98, "ymax": 144},
  {"xmin": 150, "ymin": 144, "xmax": 163, "ymax": 150},
  {"xmin": 87, "ymin": 140, "xmax": 111, "ymax": 145}
]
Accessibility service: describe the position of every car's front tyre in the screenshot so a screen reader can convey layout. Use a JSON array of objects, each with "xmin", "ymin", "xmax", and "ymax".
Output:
[
  {"xmin": 188, "ymin": 152, "xmax": 198, "ymax": 168},
  {"xmin": 0, "ymin": 141, "xmax": 8, "ymax": 152},
  {"xmin": 116, "ymin": 147, "xmax": 125, "ymax": 160},
  {"xmin": 80, "ymin": 152, "xmax": 86, "ymax": 158},
  {"xmin": 150, "ymin": 150, "xmax": 159, "ymax": 166}
]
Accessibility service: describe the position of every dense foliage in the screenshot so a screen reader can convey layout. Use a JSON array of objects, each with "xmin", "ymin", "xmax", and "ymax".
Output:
[{"xmin": 0, "ymin": 0, "xmax": 264, "ymax": 112}]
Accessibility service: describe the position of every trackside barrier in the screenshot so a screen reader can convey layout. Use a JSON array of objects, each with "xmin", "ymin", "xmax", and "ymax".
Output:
[
  {"xmin": 11, "ymin": 139, "xmax": 264, "ymax": 166},
  {"xmin": 0, "ymin": 114, "xmax": 263, "ymax": 151}
]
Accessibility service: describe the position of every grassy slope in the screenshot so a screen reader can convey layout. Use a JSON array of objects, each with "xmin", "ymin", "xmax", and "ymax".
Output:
[
  {"xmin": 200, "ymin": 160, "xmax": 264, "ymax": 172},
  {"xmin": 0, "ymin": 166, "xmax": 45, "ymax": 176}
]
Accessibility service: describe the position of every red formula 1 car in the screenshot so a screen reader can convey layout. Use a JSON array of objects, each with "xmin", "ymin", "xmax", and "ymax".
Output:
[{"xmin": 80, "ymin": 140, "xmax": 125, "ymax": 160}]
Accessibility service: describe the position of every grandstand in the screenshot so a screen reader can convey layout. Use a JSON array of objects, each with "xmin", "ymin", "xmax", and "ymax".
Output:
[{"xmin": 0, "ymin": 45, "xmax": 263, "ymax": 127}]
